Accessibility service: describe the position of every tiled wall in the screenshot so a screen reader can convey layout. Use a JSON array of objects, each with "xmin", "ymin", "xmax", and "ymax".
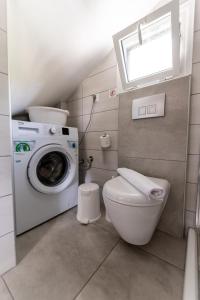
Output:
[
  {"xmin": 60, "ymin": 2, "xmax": 199, "ymax": 235},
  {"xmin": 185, "ymin": 0, "xmax": 200, "ymax": 229},
  {"xmin": 118, "ymin": 76, "xmax": 190, "ymax": 238},
  {"xmin": 0, "ymin": 0, "xmax": 16, "ymax": 275},
  {"xmin": 61, "ymin": 50, "xmax": 119, "ymax": 188}
]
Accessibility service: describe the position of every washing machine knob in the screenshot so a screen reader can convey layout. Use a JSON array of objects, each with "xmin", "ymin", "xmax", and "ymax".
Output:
[{"xmin": 50, "ymin": 127, "xmax": 56, "ymax": 134}]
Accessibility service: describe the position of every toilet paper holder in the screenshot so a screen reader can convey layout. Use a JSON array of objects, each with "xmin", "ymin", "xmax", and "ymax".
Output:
[{"xmin": 99, "ymin": 133, "xmax": 111, "ymax": 149}]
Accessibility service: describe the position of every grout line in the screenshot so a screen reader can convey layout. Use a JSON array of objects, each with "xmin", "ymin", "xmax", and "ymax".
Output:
[
  {"xmin": 68, "ymin": 108, "xmax": 119, "ymax": 119},
  {"xmin": 191, "ymin": 92, "xmax": 200, "ymax": 96},
  {"xmin": 82, "ymin": 87, "xmax": 117, "ymax": 99},
  {"xmin": 0, "ymin": 70, "xmax": 8, "ymax": 76},
  {"xmin": 80, "ymin": 148, "xmax": 118, "ymax": 151},
  {"xmin": 120, "ymin": 155, "xmax": 186, "ymax": 163},
  {"xmin": 0, "ymin": 193, "xmax": 12, "ymax": 199},
  {"xmin": 79, "ymin": 130, "xmax": 119, "ymax": 133},
  {"xmin": 0, "ymin": 231, "xmax": 14, "ymax": 240},
  {"xmin": 192, "ymin": 61, "xmax": 200, "ymax": 65},
  {"xmin": 192, "ymin": 61, "xmax": 200, "ymax": 66},
  {"xmin": 86, "ymin": 65, "xmax": 117, "ymax": 79},
  {"xmin": 73, "ymin": 238, "xmax": 120, "ymax": 300},
  {"xmin": 190, "ymin": 123, "xmax": 200, "ymax": 125},
  {"xmin": 137, "ymin": 245, "xmax": 185, "ymax": 271},
  {"xmin": 83, "ymin": 166, "xmax": 117, "ymax": 172},
  {"xmin": 81, "ymin": 108, "xmax": 119, "ymax": 117},
  {"xmin": 1, "ymin": 276, "xmax": 15, "ymax": 300},
  {"xmin": 186, "ymin": 182, "xmax": 197, "ymax": 185},
  {"xmin": 0, "ymin": 113, "xmax": 9, "ymax": 117},
  {"xmin": 185, "ymin": 209, "xmax": 196, "ymax": 213},
  {"xmin": 79, "ymin": 149, "xmax": 118, "ymax": 153}
]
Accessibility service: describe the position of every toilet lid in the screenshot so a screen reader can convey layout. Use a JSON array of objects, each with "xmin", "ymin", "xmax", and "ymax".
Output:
[{"xmin": 103, "ymin": 176, "xmax": 169, "ymax": 207}]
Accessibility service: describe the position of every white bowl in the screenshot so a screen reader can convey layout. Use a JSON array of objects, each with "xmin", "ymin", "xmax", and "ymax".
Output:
[{"xmin": 27, "ymin": 106, "xmax": 70, "ymax": 126}]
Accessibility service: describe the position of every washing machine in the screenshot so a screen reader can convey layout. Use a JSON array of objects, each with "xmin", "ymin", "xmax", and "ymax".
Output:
[{"xmin": 12, "ymin": 120, "xmax": 78, "ymax": 235}]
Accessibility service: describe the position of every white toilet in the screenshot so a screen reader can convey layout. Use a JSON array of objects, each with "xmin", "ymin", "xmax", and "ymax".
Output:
[{"xmin": 103, "ymin": 175, "xmax": 170, "ymax": 245}]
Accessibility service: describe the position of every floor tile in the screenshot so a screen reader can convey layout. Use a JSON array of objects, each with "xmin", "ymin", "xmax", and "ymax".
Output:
[
  {"xmin": 0, "ymin": 277, "xmax": 12, "ymax": 300},
  {"xmin": 3, "ymin": 211, "xmax": 118, "ymax": 300},
  {"xmin": 141, "ymin": 230, "xmax": 186, "ymax": 270},
  {"xmin": 76, "ymin": 241, "xmax": 184, "ymax": 300},
  {"xmin": 72, "ymin": 206, "xmax": 117, "ymax": 236}
]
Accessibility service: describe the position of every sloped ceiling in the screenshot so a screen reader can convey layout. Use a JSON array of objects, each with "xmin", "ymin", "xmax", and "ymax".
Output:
[{"xmin": 8, "ymin": 0, "xmax": 160, "ymax": 115}]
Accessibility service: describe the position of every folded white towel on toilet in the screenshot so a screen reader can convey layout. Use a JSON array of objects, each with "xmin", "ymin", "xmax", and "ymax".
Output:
[{"xmin": 117, "ymin": 168, "xmax": 165, "ymax": 201}]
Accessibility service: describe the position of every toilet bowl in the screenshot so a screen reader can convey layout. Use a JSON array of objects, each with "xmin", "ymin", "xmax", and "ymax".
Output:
[{"xmin": 103, "ymin": 176, "xmax": 170, "ymax": 245}]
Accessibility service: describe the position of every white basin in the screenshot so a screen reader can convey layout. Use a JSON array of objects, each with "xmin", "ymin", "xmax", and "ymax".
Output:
[{"xmin": 27, "ymin": 106, "xmax": 70, "ymax": 126}]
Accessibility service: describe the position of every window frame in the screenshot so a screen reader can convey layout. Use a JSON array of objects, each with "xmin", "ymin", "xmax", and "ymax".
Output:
[{"xmin": 113, "ymin": 0, "xmax": 180, "ymax": 90}]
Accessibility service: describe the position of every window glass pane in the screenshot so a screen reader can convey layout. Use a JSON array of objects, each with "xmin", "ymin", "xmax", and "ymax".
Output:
[{"xmin": 121, "ymin": 12, "xmax": 173, "ymax": 83}]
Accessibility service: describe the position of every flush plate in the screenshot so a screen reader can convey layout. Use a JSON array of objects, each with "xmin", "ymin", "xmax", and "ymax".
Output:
[{"xmin": 132, "ymin": 93, "xmax": 165, "ymax": 120}]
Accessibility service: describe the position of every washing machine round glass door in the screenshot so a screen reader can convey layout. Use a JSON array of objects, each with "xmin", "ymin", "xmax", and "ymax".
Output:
[{"xmin": 28, "ymin": 144, "xmax": 76, "ymax": 194}]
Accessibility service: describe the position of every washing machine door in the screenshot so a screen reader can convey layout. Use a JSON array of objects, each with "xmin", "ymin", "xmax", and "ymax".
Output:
[{"xmin": 27, "ymin": 144, "xmax": 76, "ymax": 194}]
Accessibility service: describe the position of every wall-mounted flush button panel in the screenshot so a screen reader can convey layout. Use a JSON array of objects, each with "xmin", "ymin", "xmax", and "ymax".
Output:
[{"xmin": 132, "ymin": 93, "xmax": 165, "ymax": 120}]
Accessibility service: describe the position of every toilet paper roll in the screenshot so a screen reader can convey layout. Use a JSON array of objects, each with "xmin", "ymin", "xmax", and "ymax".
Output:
[{"xmin": 100, "ymin": 133, "xmax": 111, "ymax": 149}]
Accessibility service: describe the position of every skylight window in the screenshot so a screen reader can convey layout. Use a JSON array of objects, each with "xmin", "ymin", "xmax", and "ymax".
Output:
[{"xmin": 113, "ymin": 0, "xmax": 180, "ymax": 89}]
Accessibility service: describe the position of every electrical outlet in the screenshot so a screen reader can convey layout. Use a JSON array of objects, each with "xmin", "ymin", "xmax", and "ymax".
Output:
[{"xmin": 109, "ymin": 88, "xmax": 117, "ymax": 98}]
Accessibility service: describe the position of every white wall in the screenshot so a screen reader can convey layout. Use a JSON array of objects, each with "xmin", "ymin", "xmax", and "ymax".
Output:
[
  {"xmin": 7, "ymin": 0, "xmax": 160, "ymax": 115},
  {"xmin": 0, "ymin": 0, "xmax": 16, "ymax": 275}
]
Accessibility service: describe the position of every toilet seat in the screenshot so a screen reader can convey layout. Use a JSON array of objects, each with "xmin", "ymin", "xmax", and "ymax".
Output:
[{"xmin": 103, "ymin": 176, "xmax": 170, "ymax": 207}]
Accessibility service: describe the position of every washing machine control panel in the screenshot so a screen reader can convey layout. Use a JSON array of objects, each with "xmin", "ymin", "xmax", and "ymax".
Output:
[
  {"xmin": 12, "ymin": 121, "xmax": 78, "ymax": 141},
  {"xmin": 49, "ymin": 127, "xmax": 57, "ymax": 134}
]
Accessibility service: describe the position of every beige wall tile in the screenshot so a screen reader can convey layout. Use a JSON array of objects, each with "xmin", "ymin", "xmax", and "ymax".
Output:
[
  {"xmin": 192, "ymin": 63, "xmax": 200, "ymax": 94},
  {"xmin": 0, "ymin": 30, "xmax": 7, "ymax": 74},
  {"xmin": 0, "ymin": 73, "xmax": 8, "ymax": 115},
  {"xmin": 0, "ymin": 115, "xmax": 10, "ymax": 156},
  {"xmin": 84, "ymin": 168, "xmax": 117, "ymax": 187},
  {"xmin": 0, "ymin": 232, "xmax": 16, "ymax": 275},
  {"xmin": 82, "ymin": 91, "xmax": 119, "ymax": 115},
  {"xmin": 190, "ymin": 94, "xmax": 200, "ymax": 124},
  {"xmin": 119, "ymin": 76, "xmax": 190, "ymax": 161},
  {"xmin": 188, "ymin": 125, "xmax": 200, "ymax": 154},
  {"xmin": 80, "ymin": 149, "xmax": 118, "ymax": 171},
  {"xmin": 89, "ymin": 49, "xmax": 116, "ymax": 77},
  {"xmin": 65, "ymin": 99, "xmax": 82, "ymax": 117},
  {"xmin": 82, "ymin": 67, "xmax": 117, "ymax": 97},
  {"xmin": 193, "ymin": 31, "xmax": 200, "ymax": 63},
  {"xmin": 83, "ymin": 110, "xmax": 118, "ymax": 132},
  {"xmin": 67, "ymin": 116, "xmax": 83, "ymax": 132},
  {"xmin": 0, "ymin": 0, "xmax": 6, "ymax": 31},
  {"xmin": 80, "ymin": 131, "xmax": 118, "ymax": 151},
  {"xmin": 185, "ymin": 183, "xmax": 197, "ymax": 212},
  {"xmin": 187, "ymin": 154, "xmax": 199, "ymax": 183},
  {"xmin": 0, "ymin": 157, "xmax": 12, "ymax": 198},
  {"xmin": 195, "ymin": 0, "xmax": 200, "ymax": 31},
  {"xmin": 119, "ymin": 155, "xmax": 186, "ymax": 237},
  {"xmin": 0, "ymin": 195, "xmax": 14, "ymax": 237},
  {"xmin": 185, "ymin": 210, "xmax": 196, "ymax": 230}
]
